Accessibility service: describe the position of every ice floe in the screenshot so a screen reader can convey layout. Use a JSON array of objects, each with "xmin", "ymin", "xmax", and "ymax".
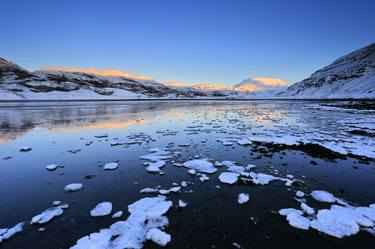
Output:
[
  {"xmin": 145, "ymin": 228, "xmax": 171, "ymax": 246},
  {"xmin": 90, "ymin": 202, "xmax": 113, "ymax": 217},
  {"xmin": 280, "ymin": 198, "xmax": 375, "ymax": 238},
  {"xmin": 103, "ymin": 162, "xmax": 119, "ymax": 170},
  {"xmin": 238, "ymin": 193, "xmax": 249, "ymax": 204},
  {"xmin": 71, "ymin": 196, "xmax": 172, "ymax": 249},
  {"xmin": 46, "ymin": 164, "xmax": 64, "ymax": 171},
  {"xmin": 0, "ymin": 222, "xmax": 23, "ymax": 243},
  {"xmin": 31, "ymin": 203, "xmax": 68, "ymax": 224},
  {"xmin": 218, "ymin": 172, "xmax": 239, "ymax": 185},
  {"xmin": 64, "ymin": 183, "xmax": 83, "ymax": 192},
  {"xmin": 183, "ymin": 159, "xmax": 217, "ymax": 173}
]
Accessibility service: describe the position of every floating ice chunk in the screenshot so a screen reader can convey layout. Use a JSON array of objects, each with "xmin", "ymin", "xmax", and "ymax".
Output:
[
  {"xmin": 140, "ymin": 188, "xmax": 158, "ymax": 193},
  {"xmin": 72, "ymin": 196, "xmax": 172, "ymax": 249},
  {"xmin": 286, "ymin": 212, "xmax": 311, "ymax": 230},
  {"xmin": 218, "ymin": 172, "xmax": 239, "ymax": 185},
  {"xmin": 104, "ymin": 162, "xmax": 119, "ymax": 170},
  {"xmin": 128, "ymin": 196, "xmax": 172, "ymax": 219},
  {"xmin": 249, "ymin": 172, "xmax": 279, "ymax": 185},
  {"xmin": 64, "ymin": 183, "xmax": 83, "ymax": 192},
  {"xmin": 188, "ymin": 169, "xmax": 196, "ymax": 175},
  {"xmin": 279, "ymin": 208, "xmax": 310, "ymax": 230},
  {"xmin": 238, "ymin": 193, "xmax": 249, "ymax": 204},
  {"xmin": 112, "ymin": 211, "xmax": 123, "ymax": 219},
  {"xmin": 19, "ymin": 146, "xmax": 32, "ymax": 152},
  {"xmin": 311, "ymin": 208, "xmax": 360, "ymax": 238},
  {"xmin": 46, "ymin": 164, "xmax": 64, "ymax": 171},
  {"xmin": 183, "ymin": 159, "xmax": 217, "ymax": 173},
  {"xmin": 279, "ymin": 208, "xmax": 303, "ymax": 217},
  {"xmin": 141, "ymin": 148, "xmax": 172, "ymax": 162},
  {"xmin": 146, "ymin": 228, "xmax": 171, "ymax": 246},
  {"xmin": 31, "ymin": 204, "xmax": 67, "ymax": 224},
  {"xmin": 245, "ymin": 164, "xmax": 256, "ymax": 170},
  {"xmin": 90, "ymin": 202, "xmax": 113, "ymax": 217},
  {"xmin": 227, "ymin": 166, "xmax": 245, "ymax": 173},
  {"xmin": 178, "ymin": 200, "xmax": 188, "ymax": 208},
  {"xmin": 0, "ymin": 222, "xmax": 23, "ymax": 243},
  {"xmin": 311, "ymin": 190, "xmax": 337, "ymax": 203},
  {"xmin": 296, "ymin": 191, "xmax": 305, "ymax": 198},
  {"xmin": 199, "ymin": 174, "xmax": 209, "ymax": 182},
  {"xmin": 159, "ymin": 186, "xmax": 181, "ymax": 195},
  {"xmin": 301, "ymin": 203, "xmax": 315, "ymax": 215},
  {"xmin": 181, "ymin": 181, "xmax": 188, "ymax": 187},
  {"xmin": 221, "ymin": 161, "xmax": 236, "ymax": 168},
  {"xmin": 146, "ymin": 160, "xmax": 166, "ymax": 173},
  {"xmin": 356, "ymin": 205, "xmax": 375, "ymax": 221}
]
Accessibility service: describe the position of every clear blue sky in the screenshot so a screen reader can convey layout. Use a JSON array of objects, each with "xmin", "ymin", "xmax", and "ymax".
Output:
[{"xmin": 1, "ymin": 0, "xmax": 375, "ymax": 85}]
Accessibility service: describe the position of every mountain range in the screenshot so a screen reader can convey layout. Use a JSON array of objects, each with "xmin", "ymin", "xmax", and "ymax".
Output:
[{"xmin": 1, "ymin": 42, "xmax": 374, "ymax": 100}]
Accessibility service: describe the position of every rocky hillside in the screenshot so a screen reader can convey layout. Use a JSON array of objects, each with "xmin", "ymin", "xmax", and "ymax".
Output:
[
  {"xmin": 0, "ymin": 58, "xmax": 212, "ymax": 100},
  {"xmin": 285, "ymin": 43, "xmax": 375, "ymax": 99}
]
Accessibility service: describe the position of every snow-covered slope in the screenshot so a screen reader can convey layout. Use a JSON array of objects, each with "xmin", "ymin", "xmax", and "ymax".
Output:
[
  {"xmin": 234, "ymin": 77, "xmax": 289, "ymax": 92},
  {"xmin": 0, "ymin": 59, "xmax": 210, "ymax": 100},
  {"xmin": 285, "ymin": 42, "xmax": 375, "ymax": 99}
]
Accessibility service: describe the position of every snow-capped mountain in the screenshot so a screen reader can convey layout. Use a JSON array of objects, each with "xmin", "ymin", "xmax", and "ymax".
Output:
[
  {"xmin": 285, "ymin": 42, "xmax": 375, "ymax": 99},
  {"xmin": 234, "ymin": 77, "xmax": 289, "ymax": 92},
  {"xmin": 0, "ymin": 58, "xmax": 210, "ymax": 100}
]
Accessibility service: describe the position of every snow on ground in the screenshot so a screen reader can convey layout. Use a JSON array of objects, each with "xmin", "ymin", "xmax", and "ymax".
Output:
[{"xmin": 71, "ymin": 196, "xmax": 172, "ymax": 249}]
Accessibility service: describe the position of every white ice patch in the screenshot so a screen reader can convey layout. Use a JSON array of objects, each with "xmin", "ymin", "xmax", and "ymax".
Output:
[
  {"xmin": 141, "ymin": 148, "xmax": 172, "ymax": 162},
  {"xmin": 104, "ymin": 162, "xmax": 119, "ymax": 170},
  {"xmin": 71, "ymin": 196, "xmax": 172, "ymax": 249},
  {"xmin": 238, "ymin": 193, "xmax": 249, "ymax": 204},
  {"xmin": 146, "ymin": 160, "xmax": 166, "ymax": 173},
  {"xmin": 145, "ymin": 228, "xmax": 171, "ymax": 246},
  {"xmin": 182, "ymin": 159, "xmax": 217, "ymax": 173},
  {"xmin": 31, "ymin": 204, "xmax": 68, "ymax": 224},
  {"xmin": 0, "ymin": 222, "xmax": 23, "ymax": 243},
  {"xmin": 280, "ymin": 203, "xmax": 375, "ymax": 238},
  {"xmin": 311, "ymin": 190, "xmax": 342, "ymax": 203},
  {"xmin": 301, "ymin": 203, "xmax": 315, "ymax": 215},
  {"xmin": 296, "ymin": 191, "xmax": 305, "ymax": 198},
  {"xmin": 46, "ymin": 164, "xmax": 64, "ymax": 171},
  {"xmin": 218, "ymin": 172, "xmax": 239, "ymax": 185},
  {"xmin": 178, "ymin": 200, "xmax": 188, "ymax": 208},
  {"xmin": 112, "ymin": 211, "xmax": 123, "ymax": 219},
  {"xmin": 249, "ymin": 172, "xmax": 279, "ymax": 185},
  {"xmin": 90, "ymin": 202, "xmax": 113, "ymax": 217},
  {"xmin": 64, "ymin": 183, "xmax": 83, "ymax": 192}
]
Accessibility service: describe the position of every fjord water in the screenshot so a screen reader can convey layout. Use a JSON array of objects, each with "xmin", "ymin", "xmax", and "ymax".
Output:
[{"xmin": 0, "ymin": 100, "xmax": 374, "ymax": 249}]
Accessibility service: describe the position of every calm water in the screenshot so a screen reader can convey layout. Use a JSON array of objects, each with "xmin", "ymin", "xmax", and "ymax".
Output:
[{"xmin": 0, "ymin": 100, "xmax": 374, "ymax": 249}]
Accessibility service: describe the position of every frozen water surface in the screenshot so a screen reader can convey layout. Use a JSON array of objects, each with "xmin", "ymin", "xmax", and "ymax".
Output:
[{"xmin": 0, "ymin": 100, "xmax": 374, "ymax": 248}]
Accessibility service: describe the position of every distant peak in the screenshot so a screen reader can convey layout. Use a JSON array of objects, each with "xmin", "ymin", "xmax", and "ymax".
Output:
[
  {"xmin": 38, "ymin": 66, "xmax": 154, "ymax": 81},
  {"xmin": 234, "ymin": 77, "xmax": 290, "ymax": 91}
]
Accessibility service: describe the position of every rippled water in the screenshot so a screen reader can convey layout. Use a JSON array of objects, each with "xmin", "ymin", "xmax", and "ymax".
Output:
[{"xmin": 0, "ymin": 100, "xmax": 374, "ymax": 249}]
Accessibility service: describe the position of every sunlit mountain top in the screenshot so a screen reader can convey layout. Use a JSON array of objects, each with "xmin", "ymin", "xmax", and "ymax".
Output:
[{"xmin": 39, "ymin": 66, "xmax": 154, "ymax": 81}]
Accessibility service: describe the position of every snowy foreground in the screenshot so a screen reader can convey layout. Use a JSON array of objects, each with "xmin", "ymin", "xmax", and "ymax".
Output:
[{"xmin": 0, "ymin": 100, "xmax": 374, "ymax": 248}]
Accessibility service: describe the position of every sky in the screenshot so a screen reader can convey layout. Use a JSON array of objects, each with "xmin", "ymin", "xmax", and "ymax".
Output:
[{"xmin": 1, "ymin": 0, "xmax": 375, "ymax": 85}]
